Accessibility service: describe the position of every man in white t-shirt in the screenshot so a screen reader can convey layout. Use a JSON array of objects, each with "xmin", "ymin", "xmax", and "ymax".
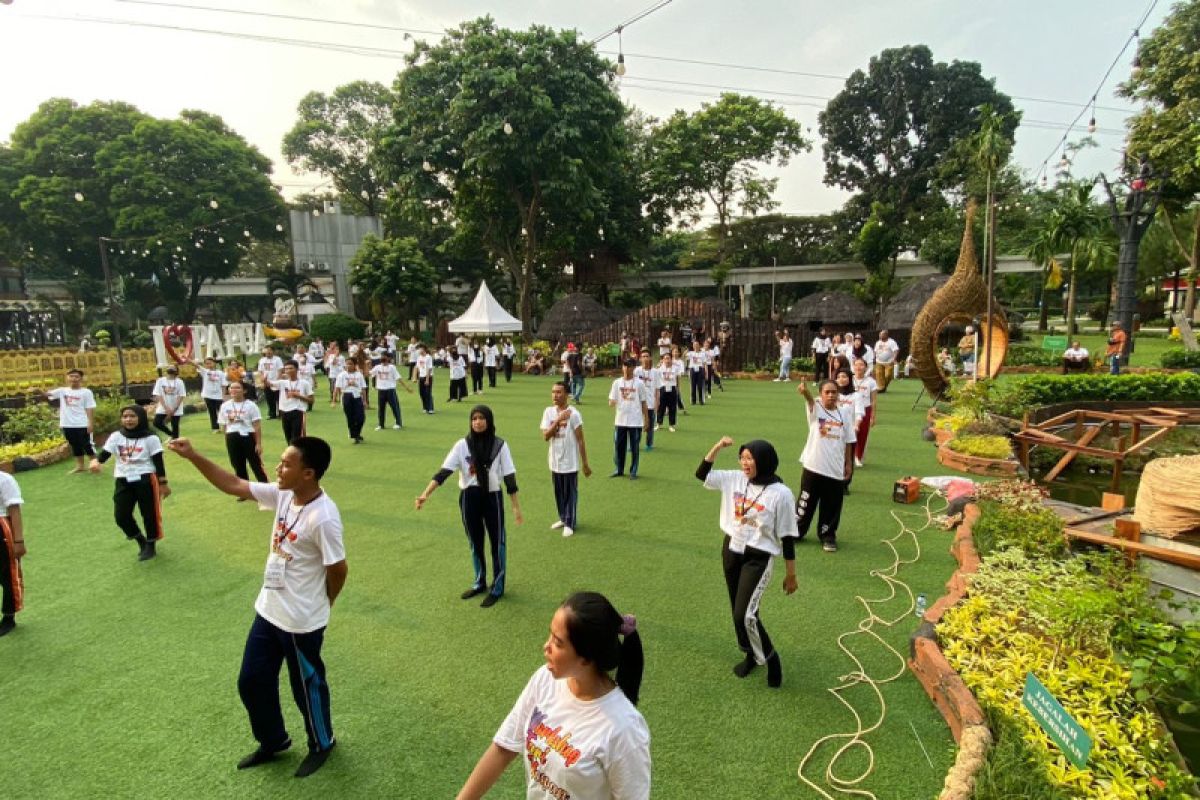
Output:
[
  {"xmin": 167, "ymin": 435, "xmax": 347, "ymax": 778},
  {"xmin": 795, "ymin": 379, "xmax": 856, "ymax": 552},
  {"xmin": 541, "ymin": 381, "xmax": 592, "ymax": 537},
  {"xmin": 686, "ymin": 341, "xmax": 707, "ymax": 406},
  {"xmin": 415, "ymin": 344, "xmax": 436, "ymax": 414},
  {"xmin": 872, "ymin": 330, "xmax": 900, "ymax": 392},
  {"xmin": 502, "ymin": 339, "xmax": 516, "ymax": 383},
  {"xmin": 257, "ymin": 346, "xmax": 284, "ymax": 420},
  {"xmin": 1062, "ymin": 341, "xmax": 1090, "ymax": 374},
  {"xmin": 634, "ymin": 349, "xmax": 662, "ymax": 450},
  {"xmin": 152, "ymin": 365, "xmax": 188, "ymax": 439},
  {"xmin": 405, "ymin": 337, "xmax": 419, "ymax": 380},
  {"xmin": 194, "ymin": 356, "xmax": 230, "ymax": 433},
  {"xmin": 369, "ymin": 353, "xmax": 412, "ymax": 429},
  {"xmin": 609, "ymin": 359, "xmax": 650, "ymax": 480},
  {"xmin": 307, "ymin": 338, "xmax": 325, "ymax": 373},
  {"xmin": 271, "ymin": 360, "xmax": 314, "ymax": 445},
  {"xmin": 0, "ymin": 471, "xmax": 26, "ymax": 636},
  {"xmin": 46, "ymin": 368, "xmax": 97, "ymax": 473}
]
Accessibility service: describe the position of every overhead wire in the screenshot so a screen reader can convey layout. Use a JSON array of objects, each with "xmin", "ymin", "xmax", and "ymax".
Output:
[{"xmin": 589, "ymin": 0, "xmax": 676, "ymax": 45}]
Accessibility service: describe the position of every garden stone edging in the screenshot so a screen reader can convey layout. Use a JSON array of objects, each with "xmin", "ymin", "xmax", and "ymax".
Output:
[
  {"xmin": 907, "ymin": 503, "xmax": 993, "ymax": 800},
  {"xmin": 936, "ymin": 441, "xmax": 1022, "ymax": 477}
]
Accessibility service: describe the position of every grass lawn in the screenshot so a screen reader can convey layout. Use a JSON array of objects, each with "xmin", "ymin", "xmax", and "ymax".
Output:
[{"xmin": 3, "ymin": 374, "xmax": 960, "ymax": 799}]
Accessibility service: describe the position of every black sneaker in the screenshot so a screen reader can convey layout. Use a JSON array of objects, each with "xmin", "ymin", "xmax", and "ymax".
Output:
[
  {"xmin": 480, "ymin": 594, "xmax": 500, "ymax": 608},
  {"xmin": 0, "ymin": 616, "xmax": 15, "ymax": 637},
  {"xmin": 732, "ymin": 654, "xmax": 757, "ymax": 678},
  {"xmin": 237, "ymin": 738, "xmax": 291, "ymax": 770},
  {"xmin": 766, "ymin": 653, "xmax": 782, "ymax": 688},
  {"xmin": 460, "ymin": 586, "xmax": 486, "ymax": 600},
  {"xmin": 138, "ymin": 541, "xmax": 156, "ymax": 561},
  {"xmin": 294, "ymin": 743, "xmax": 334, "ymax": 778},
  {"xmin": 822, "ymin": 541, "xmax": 838, "ymax": 553}
]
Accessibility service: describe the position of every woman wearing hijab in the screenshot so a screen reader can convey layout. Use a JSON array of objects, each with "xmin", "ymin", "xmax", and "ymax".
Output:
[
  {"xmin": 695, "ymin": 436, "xmax": 798, "ymax": 688},
  {"xmin": 415, "ymin": 406, "xmax": 524, "ymax": 608},
  {"xmin": 835, "ymin": 370, "xmax": 864, "ymax": 495},
  {"xmin": 89, "ymin": 405, "xmax": 172, "ymax": 561}
]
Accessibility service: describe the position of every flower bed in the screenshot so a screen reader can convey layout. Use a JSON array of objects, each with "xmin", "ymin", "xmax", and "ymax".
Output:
[
  {"xmin": 916, "ymin": 482, "xmax": 1199, "ymax": 799},
  {"xmin": 937, "ymin": 441, "xmax": 1021, "ymax": 477}
]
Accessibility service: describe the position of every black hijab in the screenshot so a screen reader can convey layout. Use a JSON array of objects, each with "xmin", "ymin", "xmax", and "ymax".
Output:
[
  {"xmin": 836, "ymin": 371, "xmax": 856, "ymax": 396},
  {"xmin": 466, "ymin": 405, "xmax": 503, "ymax": 487},
  {"xmin": 120, "ymin": 404, "xmax": 154, "ymax": 439},
  {"xmin": 739, "ymin": 439, "xmax": 782, "ymax": 486}
]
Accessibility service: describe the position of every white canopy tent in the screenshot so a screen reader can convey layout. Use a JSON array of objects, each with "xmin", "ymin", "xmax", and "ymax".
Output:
[{"xmin": 447, "ymin": 280, "xmax": 523, "ymax": 334}]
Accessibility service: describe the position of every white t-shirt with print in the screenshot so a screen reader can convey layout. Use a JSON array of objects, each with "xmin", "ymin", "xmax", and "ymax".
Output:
[
  {"xmin": 702, "ymin": 470, "xmax": 799, "ymax": 556},
  {"xmin": 370, "ymin": 364, "xmax": 400, "ymax": 390},
  {"xmin": 272, "ymin": 379, "xmax": 313, "ymax": 413},
  {"xmin": 686, "ymin": 350, "xmax": 706, "ymax": 371},
  {"xmin": 48, "ymin": 386, "xmax": 96, "ymax": 428},
  {"xmin": 334, "ymin": 371, "xmax": 366, "ymax": 399},
  {"xmin": 495, "ymin": 665, "xmax": 650, "ymax": 800},
  {"xmin": 416, "ymin": 354, "xmax": 434, "ymax": 379},
  {"xmin": 874, "ymin": 338, "xmax": 900, "ymax": 365},
  {"xmin": 779, "ymin": 338, "xmax": 794, "ymax": 359},
  {"xmin": 812, "ymin": 336, "xmax": 831, "ymax": 354},
  {"xmin": 449, "ymin": 356, "xmax": 467, "ymax": 380},
  {"xmin": 198, "ymin": 368, "xmax": 228, "ymax": 400},
  {"xmin": 152, "ymin": 377, "xmax": 188, "ymax": 417},
  {"xmin": 799, "ymin": 402, "xmax": 856, "ymax": 481},
  {"xmin": 541, "ymin": 405, "xmax": 583, "ymax": 474},
  {"xmin": 609, "ymin": 378, "xmax": 648, "ymax": 428},
  {"xmin": 219, "ymin": 398, "xmax": 261, "ymax": 437},
  {"xmin": 250, "ymin": 482, "xmax": 346, "ymax": 634},
  {"xmin": 257, "ymin": 355, "xmax": 283, "ymax": 382},
  {"xmin": 853, "ymin": 375, "xmax": 878, "ymax": 409},
  {"xmin": 485, "ymin": 346, "xmax": 499, "ymax": 368},
  {"xmin": 102, "ymin": 431, "xmax": 163, "ymax": 480},
  {"xmin": 327, "ymin": 354, "xmax": 346, "ymax": 380},
  {"xmin": 657, "ymin": 364, "xmax": 677, "ymax": 392},
  {"xmin": 0, "ymin": 471, "xmax": 24, "ymax": 515},
  {"xmin": 633, "ymin": 366, "xmax": 661, "ymax": 410},
  {"xmin": 440, "ymin": 438, "xmax": 517, "ymax": 492}
]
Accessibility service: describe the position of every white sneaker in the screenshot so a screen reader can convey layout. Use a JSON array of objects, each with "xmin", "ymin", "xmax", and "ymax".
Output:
[
  {"xmin": 772, "ymin": 378, "xmax": 781, "ymax": 382},
  {"xmin": 562, "ymin": 526, "xmax": 575, "ymax": 538},
  {"xmin": 392, "ymin": 424, "xmax": 401, "ymax": 430},
  {"xmin": 374, "ymin": 426, "xmax": 382, "ymax": 431},
  {"xmin": 855, "ymin": 457, "xmax": 863, "ymax": 467},
  {"xmin": 654, "ymin": 424, "xmax": 661, "ymax": 431},
  {"xmin": 669, "ymin": 426, "xmax": 676, "ymax": 432},
  {"xmin": 550, "ymin": 521, "xmax": 565, "ymax": 530}
]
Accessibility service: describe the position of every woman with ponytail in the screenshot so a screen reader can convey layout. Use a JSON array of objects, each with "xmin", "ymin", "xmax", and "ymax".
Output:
[
  {"xmin": 457, "ymin": 591, "xmax": 650, "ymax": 799},
  {"xmin": 696, "ymin": 436, "xmax": 798, "ymax": 688}
]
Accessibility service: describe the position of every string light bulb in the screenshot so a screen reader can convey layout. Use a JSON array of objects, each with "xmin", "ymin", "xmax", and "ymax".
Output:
[
  {"xmin": 1131, "ymin": 30, "xmax": 1142, "ymax": 74},
  {"xmin": 615, "ymin": 27, "xmax": 626, "ymax": 76},
  {"xmin": 422, "ymin": 160, "xmax": 433, "ymax": 172},
  {"xmin": 275, "ymin": 224, "xmax": 284, "ymax": 232},
  {"xmin": 74, "ymin": 192, "xmax": 84, "ymax": 202},
  {"xmin": 209, "ymin": 199, "xmax": 219, "ymax": 209},
  {"xmin": 1088, "ymin": 116, "xmax": 1097, "ymax": 134},
  {"xmin": 503, "ymin": 121, "xmax": 513, "ymax": 135}
]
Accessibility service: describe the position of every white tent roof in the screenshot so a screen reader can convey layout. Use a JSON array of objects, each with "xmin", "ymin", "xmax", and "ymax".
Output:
[{"xmin": 447, "ymin": 280, "xmax": 523, "ymax": 333}]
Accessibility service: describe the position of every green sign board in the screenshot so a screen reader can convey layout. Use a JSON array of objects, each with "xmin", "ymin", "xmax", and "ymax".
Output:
[{"xmin": 1022, "ymin": 672, "xmax": 1092, "ymax": 769}]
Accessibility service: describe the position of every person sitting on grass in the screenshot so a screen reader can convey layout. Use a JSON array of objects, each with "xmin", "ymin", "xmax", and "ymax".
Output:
[{"xmin": 1062, "ymin": 340, "xmax": 1091, "ymax": 374}]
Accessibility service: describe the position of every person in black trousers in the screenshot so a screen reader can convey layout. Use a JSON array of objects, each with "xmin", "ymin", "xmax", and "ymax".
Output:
[
  {"xmin": 333, "ymin": 359, "xmax": 368, "ymax": 443},
  {"xmin": 0, "ymin": 471, "xmax": 26, "ymax": 637},
  {"xmin": 502, "ymin": 339, "xmax": 515, "ymax": 383},
  {"xmin": 219, "ymin": 381, "xmax": 269, "ymax": 482},
  {"xmin": 415, "ymin": 344, "xmax": 435, "ymax": 414},
  {"xmin": 470, "ymin": 343, "xmax": 486, "ymax": 395},
  {"xmin": 415, "ymin": 406, "xmax": 524, "ymax": 608},
  {"xmin": 448, "ymin": 348, "xmax": 469, "ymax": 402},
  {"xmin": 89, "ymin": 405, "xmax": 172, "ymax": 561}
]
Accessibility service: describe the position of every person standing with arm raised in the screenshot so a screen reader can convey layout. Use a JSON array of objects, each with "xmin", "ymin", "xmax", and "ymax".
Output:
[
  {"xmin": 166, "ymin": 435, "xmax": 347, "ymax": 778},
  {"xmin": 257, "ymin": 346, "xmax": 284, "ymax": 420},
  {"xmin": 794, "ymin": 379, "xmax": 855, "ymax": 552},
  {"xmin": 46, "ymin": 368, "xmax": 96, "ymax": 473}
]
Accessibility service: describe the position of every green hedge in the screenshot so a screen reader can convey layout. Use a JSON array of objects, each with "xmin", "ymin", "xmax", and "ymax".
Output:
[
  {"xmin": 988, "ymin": 372, "xmax": 1200, "ymax": 418},
  {"xmin": 1161, "ymin": 348, "xmax": 1200, "ymax": 369},
  {"xmin": 1003, "ymin": 346, "xmax": 1063, "ymax": 367}
]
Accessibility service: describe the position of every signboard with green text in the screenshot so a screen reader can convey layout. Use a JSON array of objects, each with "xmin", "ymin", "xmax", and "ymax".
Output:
[{"xmin": 1022, "ymin": 672, "xmax": 1093, "ymax": 769}]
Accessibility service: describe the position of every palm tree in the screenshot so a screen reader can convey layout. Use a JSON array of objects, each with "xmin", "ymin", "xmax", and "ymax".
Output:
[
  {"xmin": 265, "ymin": 263, "xmax": 319, "ymax": 328},
  {"xmin": 1028, "ymin": 183, "xmax": 1115, "ymax": 334}
]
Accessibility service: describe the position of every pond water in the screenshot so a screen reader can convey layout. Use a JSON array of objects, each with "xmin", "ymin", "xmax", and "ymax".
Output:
[{"xmin": 1040, "ymin": 471, "xmax": 1140, "ymax": 508}]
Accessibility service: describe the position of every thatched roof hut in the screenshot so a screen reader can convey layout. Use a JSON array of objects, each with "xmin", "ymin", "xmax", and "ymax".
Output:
[
  {"xmin": 878, "ymin": 275, "xmax": 950, "ymax": 330},
  {"xmin": 783, "ymin": 290, "xmax": 871, "ymax": 333},
  {"xmin": 536, "ymin": 293, "xmax": 617, "ymax": 342}
]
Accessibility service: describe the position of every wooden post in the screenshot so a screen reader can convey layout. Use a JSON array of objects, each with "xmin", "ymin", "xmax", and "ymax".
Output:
[
  {"xmin": 1131, "ymin": 420, "xmax": 1141, "ymax": 446},
  {"xmin": 1114, "ymin": 519, "xmax": 1142, "ymax": 568},
  {"xmin": 1111, "ymin": 458, "xmax": 1124, "ymax": 493},
  {"xmin": 1073, "ymin": 410, "xmax": 1084, "ymax": 440}
]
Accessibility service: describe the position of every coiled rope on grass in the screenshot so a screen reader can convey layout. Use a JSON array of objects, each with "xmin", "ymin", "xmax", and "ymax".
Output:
[{"xmin": 797, "ymin": 492, "xmax": 948, "ymax": 799}]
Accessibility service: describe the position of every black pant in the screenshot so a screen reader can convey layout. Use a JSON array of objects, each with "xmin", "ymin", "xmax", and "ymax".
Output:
[
  {"xmin": 471, "ymin": 365, "xmax": 484, "ymax": 393},
  {"xmin": 62, "ymin": 426, "xmax": 95, "ymax": 457},
  {"xmin": 153, "ymin": 413, "xmax": 180, "ymax": 439},
  {"xmin": 656, "ymin": 390, "xmax": 677, "ymax": 425},
  {"xmin": 113, "ymin": 475, "xmax": 163, "ymax": 542},
  {"xmin": 281, "ymin": 410, "xmax": 306, "ymax": 445},
  {"xmin": 613, "ymin": 426, "xmax": 642, "ymax": 476},
  {"xmin": 204, "ymin": 397, "xmax": 222, "ymax": 430},
  {"xmin": 263, "ymin": 387, "xmax": 279, "ymax": 419},
  {"xmin": 342, "ymin": 394, "xmax": 365, "ymax": 439},
  {"xmin": 408, "ymin": 362, "xmax": 416, "ymax": 380},
  {"xmin": 459, "ymin": 487, "xmax": 507, "ymax": 598},
  {"xmin": 552, "ymin": 471, "xmax": 579, "ymax": 529},
  {"xmin": 503, "ymin": 356, "xmax": 513, "ymax": 382},
  {"xmin": 239, "ymin": 613, "xmax": 334, "ymax": 754},
  {"xmin": 225, "ymin": 433, "xmax": 268, "ymax": 482},
  {"xmin": 1, "ymin": 518, "xmax": 22, "ymax": 617},
  {"xmin": 487, "ymin": 366, "xmax": 497, "ymax": 388},
  {"xmin": 690, "ymin": 368, "xmax": 706, "ymax": 405},
  {"xmin": 419, "ymin": 379, "xmax": 434, "ymax": 412},
  {"xmin": 377, "ymin": 389, "xmax": 402, "ymax": 427},
  {"xmin": 449, "ymin": 377, "xmax": 468, "ymax": 402},
  {"xmin": 722, "ymin": 537, "xmax": 775, "ymax": 664},
  {"xmin": 814, "ymin": 352, "xmax": 828, "ymax": 381},
  {"xmin": 795, "ymin": 469, "xmax": 846, "ymax": 545}
]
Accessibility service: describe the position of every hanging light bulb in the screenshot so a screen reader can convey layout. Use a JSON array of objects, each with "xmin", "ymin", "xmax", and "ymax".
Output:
[
  {"xmin": 243, "ymin": 229, "xmax": 251, "ymax": 238},
  {"xmin": 422, "ymin": 160, "xmax": 433, "ymax": 172},
  {"xmin": 503, "ymin": 121, "xmax": 513, "ymax": 135},
  {"xmin": 312, "ymin": 209, "xmax": 321, "ymax": 217},
  {"xmin": 360, "ymin": 189, "xmax": 370, "ymax": 199},
  {"xmin": 157, "ymin": 239, "xmax": 163, "ymax": 246},
  {"xmin": 1058, "ymin": 152, "xmax": 1069, "ymax": 169},
  {"xmin": 209, "ymin": 199, "xmax": 219, "ymax": 209},
  {"xmin": 1088, "ymin": 116, "xmax": 1097, "ymax": 134},
  {"xmin": 1041, "ymin": 174, "xmax": 1049, "ymax": 187},
  {"xmin": 275, "ymin": 223, "xmax": 284, "ymax": 232},
  {"xmin": 218, "ymin": 236, "xmax": 225, "ymax": 244},
  {"xmin": 73, "ymin": 191, "xmax": 84, "ymax": 202},
  {"xmin": 195, "ymin": 241, "xmax": 202, "ymax": 248},
  {"xmin": 616, "ymin": 53, "xmax": 626, "ymax": 77}
]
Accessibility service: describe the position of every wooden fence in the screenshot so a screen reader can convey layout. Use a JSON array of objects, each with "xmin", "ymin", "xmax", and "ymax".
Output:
[{"xmin": 0, "ymin": 348, "xmax": 194, "ymax": 397}]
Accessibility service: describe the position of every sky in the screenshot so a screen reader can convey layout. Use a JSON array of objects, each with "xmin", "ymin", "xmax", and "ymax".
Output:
[{"xmin": 0, "ymin": 0, "xmax": 1172, "ymax": 222}]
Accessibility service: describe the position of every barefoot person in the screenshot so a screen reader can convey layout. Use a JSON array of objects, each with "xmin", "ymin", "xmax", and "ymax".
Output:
[
  {"xmin": 795, "ymin": 380, "xmax": 856, "ymax": 552},
  {"xmin": 46, "ymin": 368, "xmax": 96, "ymax": 473},
  {"xmin": 541, "ymin": 382, "xmax": 592, "ymax": 538},
  {"xmin": 89, "ymin": 405, "xmax": 171, "ymax": 561},
  {"xmin": 456, "ymin": 591, "xmax": 649, "ymax": 800},
  {"xmin": 415, "ymin": 406, "xmax": 523, "ymax": 608},
  {"xmin": 0, "ymin": 471, "xmax": 26, "ymax": 637},
  {"xmin": 166, "ymin": 435, "xmax": 346, "ymax": 779},
  {"xmin": 696, "ymin": 437, "xmax": 797, "ymax": 688}
]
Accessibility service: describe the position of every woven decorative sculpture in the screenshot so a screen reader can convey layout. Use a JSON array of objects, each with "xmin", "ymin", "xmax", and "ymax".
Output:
[{"xmin": 911, "ymin": 202, "xmax": 1009, "ymax": 397}]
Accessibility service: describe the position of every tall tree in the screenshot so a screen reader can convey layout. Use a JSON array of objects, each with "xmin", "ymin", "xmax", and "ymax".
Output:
[
  {"xmin": 820, "ymin": 46, "xmax": 1017, "ymax": 294},
  {"xmin": 645, "ymin": 93, "xmax": 806, "ymax": 269},
  {"xmin": 1028, "ymin": 182, "xmax": 1115, "ymax": 334},
  {"xmin": 380, "ymin": 17, "xmax": 634, "ymax": 333},
  {"xmin": 264, "ymin": 263, "xmax": 319, "ymax": 327},
  {"xmin": 1120, "ymin": 0, "xmax": 1200, "ymax": 319},
  {"xmin": 282, "ymin": 81, "xmax": 394, "ymax": 217},
  {"xmin": 348, "ymin": 234, "xmax": 438, "ymax": 327}
]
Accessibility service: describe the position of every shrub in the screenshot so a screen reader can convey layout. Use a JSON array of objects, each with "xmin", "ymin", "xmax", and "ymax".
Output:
[
  {"xmin": 309, "ymin": 313, "xmax": 365, "ymax": 346},
  {"xmin": 0, "ymin": 437, "xmax": 63, "ymax": 463},
  {"xmin": 1005, "ymin": 345, "xmax": 1064, "ymax": 367},
  {"xmin": 946, "ymin": 434, "xmax": 1012, "ymax": 460},
  {"xmin": 971, "ymin": 499, "xmax": 1067, "ymax": 557},
  {"xmin": 988, "ymin": 373, "xmax": 1200, "ymax": 418},
  {"xmin": 958, "ymin": 417, "xmax": 1012, "ymax": 438},
  {"xmin": 1161, "ymin": 349, "xmax": 1200, "ymax": 369},
  {"xmin": 0, "ymin": 401, "xmax": 60, "ymax": 444}
]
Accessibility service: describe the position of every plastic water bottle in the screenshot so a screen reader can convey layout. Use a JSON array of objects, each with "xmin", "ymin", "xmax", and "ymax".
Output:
[{"xmin": 914, "ymin": 593, "xmax": 928, "ymax": 619}]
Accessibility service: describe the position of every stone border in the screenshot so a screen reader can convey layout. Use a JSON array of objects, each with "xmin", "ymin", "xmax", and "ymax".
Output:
[
  {"xmin": 936, "ymin": 442, "xmax": 1021, "ymax": 476},
  {"xmin": 907, "ymin": 503, "xmax": 993, "ymax": 800}
]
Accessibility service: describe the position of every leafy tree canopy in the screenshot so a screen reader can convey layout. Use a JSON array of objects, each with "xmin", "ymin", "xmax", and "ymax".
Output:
[{"xmin": 348, "ymin": 234, "xmax": 438, "ymax": 328}]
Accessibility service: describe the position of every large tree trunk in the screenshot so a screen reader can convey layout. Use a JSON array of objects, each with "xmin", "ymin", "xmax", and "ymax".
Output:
[{"xmin": 1187, "ymin": 214, "xmax": 1199, "ymax": 321}]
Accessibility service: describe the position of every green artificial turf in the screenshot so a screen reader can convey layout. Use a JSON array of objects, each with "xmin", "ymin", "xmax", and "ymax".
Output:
[{"xmin": 3, "ymin": 374, "xmax": 960, "ymax": 798}]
